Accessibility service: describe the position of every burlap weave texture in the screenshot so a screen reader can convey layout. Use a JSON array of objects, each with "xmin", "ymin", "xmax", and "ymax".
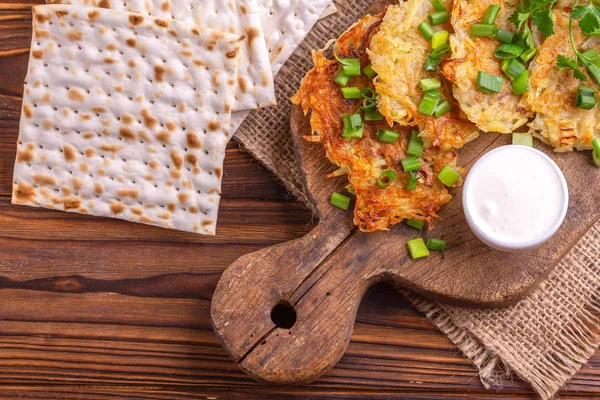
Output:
[{"xmin": 233, "ymin": 1, "xmax": 600, "ymax": 398}]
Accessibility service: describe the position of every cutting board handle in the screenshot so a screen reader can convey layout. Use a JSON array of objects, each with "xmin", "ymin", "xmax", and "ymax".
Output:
[{"xmin": 211, "ymin": 216, "xmax": 365, "ymax": 384}]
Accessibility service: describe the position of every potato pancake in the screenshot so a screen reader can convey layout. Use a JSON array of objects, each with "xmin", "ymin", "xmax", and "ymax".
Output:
[
  {"xmin": 525, "ymin": 8, "xmax": 600, "ymax": 151},
  {"xmin": 292, "ymin": 12, "xmax": 460, "ymax": 232},
  {"xmin": 368, "ymin": 0, "xmax": 479, "ymax": 150},
  {"xmin": 440, "ymin": 0, "xmax": 532, "ymax": 133}
]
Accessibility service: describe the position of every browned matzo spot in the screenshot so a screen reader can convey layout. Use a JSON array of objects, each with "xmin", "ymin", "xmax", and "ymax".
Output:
[
  {"xmin": 110, "ymin": 202, "xmax": 126, "ymax": 215},
  {"xmin": 106, "ymin": 43, "xmax": 117, "ymax": 51},
  {"xmin": 42, "ymin": 119, "xmax": 53, "ymax": 130},
  {"xmin": 82, "ymin": 131, "xmax": 95, "ymax": 139},
  {"xmin": 170, "ymin": 148, "xmax": 183, "ymax": 169},
  {"xmin": 239, "ymin": 4, "xmax": 247, "ymax": 14},
  {"xmin": 156, "ymin": 131, "xmax": 171, "ymax": 144},
  {"xmin": 148, "ymin": 159, "xmax": 160, "ymax": 170},
  {"xmin": 193, "ymin": 59, "xmax": 204, "ymax": 67},
  {"xmin": 188, "ymin": 206, "xmax": 198, "ymax": 214},
  {"xmin": 55, "ymin": 10, "xmax": 69, "ymax": 19},
  {"xmin": 34, "ymin": 30, "xmax": 50, "ymax": 39},
  {"xmin": 32, "ymin": 174, "xmax": 56, "ymax": 186},
  {"xmin": 84, "ymin": 147, "xmax": 96, "ymax": 157},
  {"xmin": 87, "ymin": 10, "xmax": 100, "ymax": 21},
  {"xmin": 140, "ymin": 109, "xmax": 158, "ymax": 128},
  {"xmin": 23, "ymin": 104, "xmax": 33, "ymax": 118},
  {"xmin": 61, "ymin": 186, "xmax": 72, "ymax": 196},
  {"xmin": 140, "ymin": 215, "xmax": 154, "ymax": 223},
  {"xmin": 212, "ymin": 71, "xmax": 221, "ymax": 87},
  {"xmin": 185, "ymin": 153, "xmax": 197, "ymax": 164},
  {"xmin": 80, "ymin": 113, "xmax": 92, "ymax": 121},
  {"xmin": 63, "ymin": 144, "xmax": 77, "ymax": 162},
  {"xmin": 72, "ymin": 177, "xmax": 84, "ymax": 190},
  {"xmin": 244, "ymin": 26, "xmax": 260, "ymax": 45},
  {"xmin": 63, "ymin": 197, "xmax": 80, "ymax": 210},
  {"xmin": 166, "ymin": 121, "xmax": 176, "ymax": 131},
  {"xmin": 126, "ymin": 38, "xmax": 136, "ymax": 47},
  {"xmin": 117, "ymin": 189, "xmax": 139, "ymax": 198},
  {"xmin": 177, "ymin": 192, "xmax": 189, "ymax": 203},
  {"xmin": 131, "ymin": 207, "xmax": 143, "ymax": 215},
  {"xmin": 67, "ymin": 88, "xmax": 86, "ymax": 102},
  {"xmin": 226, "ymin": 50, "xmax": 238, "ymax": 59},
  {"xmin": 154, "ymin": 65, "xmax": 165, "ymax": 82},
  {"xmin": 67, "ymin": 30, "xmax": 83, "ymax": 41},
  {"xmin": 99, "ymin": 143, "xmax": 124, "ymax": 156},
  {"xmin": 94, "ymin": 182, "xmax": 104, "ymax": 194},
  {"xmin": 168, "ymin": 30, "xmax": 177, "ymax": 37},
  {"xmin": 104, "ymin": 57, "xmax": 117, "ymax": 64},
  {"xmin": 237, "ymin": 77, "xmax": 248, "ymax": 93},
  {"xmin": 191, "ymin": 28, "xmax": 200, "ymax": 36},
  {"xmin": 167, "ymin": 203, "xmax": 176, "ymax": 212},
  {"xmin": 169, "ymin": 169, "xmax": 182, "ymax": 179},
  {"xmin": 121, "ymin": 114, "xmax": 134, "ymax": 125},
  {"xmin": 214, "ymin": 167, "xmax": 222, "ymax": 180},
  {"xmin": 129, "ymin": 15, "xmax": 144, "ymax": 25},
  {"xmin": 155, "ymin": 19, "xmax": 169, "ymax": 28},
  {"xmin": 41, "ymin": 92, "xmax": 52, "ymax": 103},
  {"xmin": 128, "ymin": 59, "xmax": 137, "ymax": 68},
  {"xmin": 158, "ymin": 212, "xmax": 171, "ymax": 220},
  {"xmin": 98, "ymin": 0, "xmax": 111, "ymax": 8},
  {"xmin": 202, "ymin": 219, "xmax": 213, "ymax": 227},
  {"xmin": 91, "ymin": 106, "xmax": 108, "ymax": 113},
  {"xmin": 208, "ymin": 121, "xmax": 220, "ymax": 131},
  {"xmin": 186, "ymin": 132, "xmax": 202, "ymax": 149},
  {"xmin": 161, "ymin": 1, "xmax": 170, "ymax": 11},
  {"xmin": 34, "ymin": 12, "xmax": 48, "ymax": 24},
  {"xmin": 32, "ymin": 50, "xmax": 44, "ymax": 59},
  {"xmin": 79, "ymin": 163, "xmax": 89, "ymax": 173},
  {"xmin": 119, "ymin": 127, "xmax": 137, "ymax": 140}
]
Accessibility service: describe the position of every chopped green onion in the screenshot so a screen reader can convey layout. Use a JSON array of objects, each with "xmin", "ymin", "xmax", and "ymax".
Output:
[
  {"xmin": 406, "ymin": 218, "xmax": 425, "ymax": 230},
  {"xmin": 434, "ymin": 99, "xmax": 451, "ymax": 117},
  {"xmin": 364, "ymin": 110, "xmax": 384, "ymax": 121},
  {"xmin": 593, "ymin": 138, "xmax": 600, "ymax": 155},
  {"xmin": 575, "ymin": 86, "xmax": 596, "ymax": 110},
  {"xmin": 419, "ymin": 77, "xmax": 441, "ymax": 91},
  {"xmin": 361, "ymin": 97, "xmax": 377, "ymax": 111},
  {"xmin": 406, "ymin": 171, "xmax": 419, "ymax": 191},
  {"xmin": 593, "ymin": 149, "xmax": 600, "ymax": 167},
  {"xmin": 377, "ymin": 170, "xmax": 397, "ymax": 189},
  {"xmin": 360, "ymin": 87, "xmax": 376, "ymax": 100},
  {"xmin": 471, "ymin": 24, "xmax": 498, "ymax": 37},
  {"xmin": 429, "ymin": 11, "xmax": 449, "ymax": 26},
  {"xmin": 347, "ymin": 187, "xmax": 356, "ymax": 195},
  {"xmin": 424, "ymin": 44, "xmax": 451, "ymax": 71},
  {"xmin": 512, "ymin": 70, "xmax": 529, "ymax": 95},
  {"xmin": 334, "ymin": 69, "xmax": 351, "ymax": 86},
  {"xmin": 482, "ymin": 5, "xmax": 500, "ymax": 25},
  {"xmin": 512, "ymin": 132, "xmax": 533, "ymax": 147},
  {"xmin": 494, "ymin": 28, "xmax": 514, "ymax": 44},
  {"xmin": 341, "ymin": 87, "xmax": 361, "ymax": 99},
  {"xmin": 477, "ymin": 71, "xmax": 503, "ymax": 93},
  {"xmin": 418, "ymin": 21, "xmax": 436, "ymax": 40},
  {"xmin": 418, "ymin": 90, "xmax": 441, "ymax": 115},
  {"xmin": 377, "ymin": 129, "xmax": 400, "ymax": 143},
  {"xmin": 438, "ymin": 164, "xmax": 460, "ymax": 186},
  {"xmin": 426, "ymin": 238, "xmax": 448, "ymax": 251},
  {"xmin": 586, "ymin": 62, "xmax": 600, "ymax": 85},
  {"xmin": 494, "ymin": 43, "xmax": 524, "ymax": 59},
  {"xmin": 331, "ymin": 192, "xmax": 351, "ymax": 210},
  {"xmin": 341, "ymin": 113, "xmax": 364, "ymax": 138},
  {"xmin": 406, "ymin": 129, "xmax": 424, "ymax": 157},
  {"xmin": 408, "ymin": 238, "xmax": 430, "ymax": 259},
  {"xmin": 519, "ymin": 48, "xmax": 537, "ymax": 63},
  {"xmin": 429, "ymin": 0, "xmax": 446, "ymax": 11},
  {"xmin": 401, "ymin": 156, "xmax": 421, "ymax": 172},
  {"xmin": 513, "ymin": 32, "xmax": 529, "ymax": 49},
  {"xmin": 339, "ymin": 57, "xmax": 361, "ymax": 76},
  {"xmin": 501, "ymin": 58, "xmax": 525, "ymax": 81},
  {"xmin": 363, "ymin": 64, "xmax": 377, "ymax": 79},
  {"xmin": 431, "ymin": 30, "xmax": 449, "ymax": 49}
]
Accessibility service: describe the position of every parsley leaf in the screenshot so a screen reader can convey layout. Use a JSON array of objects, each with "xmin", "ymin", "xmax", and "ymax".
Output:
[
  {"xmin": 556, "ymin": 55, "xmax": 588, "ymax": 81},
  {"xmin": 509, "ymin": 0, "xmax": 557, "ymax": 39},
  {"xmin": 532, "ymin": 9, "xmax": 555, "ymax": 37}
]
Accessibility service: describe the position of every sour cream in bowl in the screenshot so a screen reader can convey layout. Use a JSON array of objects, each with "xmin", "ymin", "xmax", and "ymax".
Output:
[{"xmin": 462, "ymin": 145, "xmax": 569, "ymax": 252}]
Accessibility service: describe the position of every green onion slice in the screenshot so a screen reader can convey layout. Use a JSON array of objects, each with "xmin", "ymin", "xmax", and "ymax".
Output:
[
  {"xmin": 428, "ymin": 11, "xmax": 449, "ymax": 25},
  {"xmin": 406, "ymin": 171, "xmax": 419, "ymax": 191},
  {"xmin": 419, "ymin": 77, "xmax": 442, "ymax": 91},
  {"xmin": 586, "ymin": 62, "xmax": 600, "ymax": 85},
  {"xmin": 512, "ymin": 70, "xmax": 529, "ymax": 95},
  {"xmin": 426, "ymin": 238, "xmax": 448, "ymax": 251},
  {"xmin": 512, "ymin": 132, "xmax": 533, "ymax": 147},
  {"xmin": 418, "ymin": 90, "xmax": 441, "ymax": 115},
  {"xmin": 361, "ymin": 97, "xmax": 377, "ymax": 111},
  {"xmin": 331, "ymin": 192, "xmax": 351, "ymax": 210},
  {"xmin": 360, "ymin": 87, "xmax": 376, "ymax": 100},
  {"xmin": 364, "ymin": 110, "xmax": 384, "ymax": 121},
  {"xmin": 401, "ymin": 156, "xmax": 422, "ymax": 172},
  {"xmin": 494, "ymin": 43, "xmax": 524, "ymax": 59},
  {"xmin": 494, "ymin": 28, "xmax": 514, "ymax": 44},
  {"xmin": 438, "ymin": 164, "xmax": 460, "ymax": 186},
  {"xmin": 482, "ymin": 5, "xmax": 501, "ymax": 25},
  {"xmin": 334, "ymin": 69, "xmax": 351, "ymax": 86},
  {"xmin": 477, "ymin": 71, "xmax": 503, "ymax": 93},
  {"xmin": 593, "ymin": 149, "xmax": 600, "ymax": 167},
  {"xmin": 406, "ymin": 218, "xmax": 425, "ymax": 230},
  {"xmin": 363, "ymin": 64, "xmax": 377, "ymax": 79},
  {"xmin": 406, "ymin": 129, "xmax": 424, "ymax": 157},
  {"xmin": 431, "ymin": 30, "xmax": 449, "ymax": 49},
  {"xmin": 408, "ymin": 238, "xmax": 430, "ymax": 259},
  {"xmin": 434, "ymin": 99, "xmax": 451, "ymax": 117},
  {"xmin": 341, "ymin": 87, "xmax": 361, "ymax": 99},
  {"xmin": 429, "ymin": 0, "xmax": 446, "ymax": 11},
  {"xmin": 377, "ymin": 129, "xmax": 400, "ymax": 143},
  {"xmin": 471, "ymin": 24, "xmax": 498, "ymax": 37},
  {"xmin": 593, "ymin": 138, "xmax": 600, "ymax": 156},
  {"xmin": 519, "ymin": 47, "xmax": 537, "ymax": 63},
  {"xmin": 424, "ymin": 44, "xmax": 451, "ymax": 71},
  {"xmin": 377, "ymin": 170, "xmax": 397, "ymax": 189},
  {"xmin": 501, "ymin": 59, "xmax": 525, "ymax": 81},
  {"xmin": 575, "ymin": 86, "xmax": 596, "ymax": 110},
  {"xmin": 338, "ymin": 57, "xmax": 361, "ymax": 76},
  {"xmin": 341, "ymin": 113, "xmax": 364, "ymax": 138},
  {"xmin": 418, "ymin": 21, "xmax": 435, "ymax": 40}
]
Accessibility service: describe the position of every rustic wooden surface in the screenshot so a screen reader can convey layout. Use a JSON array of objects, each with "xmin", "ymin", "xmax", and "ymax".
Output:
[{"xmin": 1, "ymin": 1, "xmax": 600, "ymax": 399}]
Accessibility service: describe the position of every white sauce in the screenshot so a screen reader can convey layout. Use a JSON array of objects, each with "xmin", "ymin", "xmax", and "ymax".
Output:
[{"xmin": 464, "ymin": 146, "xmax": 568, "ymax": 248}]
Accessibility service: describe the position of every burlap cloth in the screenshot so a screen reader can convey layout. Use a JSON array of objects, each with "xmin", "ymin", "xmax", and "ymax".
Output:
[{"xmin": 234, "ymin": 1, "xmax": 600, "ymax": 398}]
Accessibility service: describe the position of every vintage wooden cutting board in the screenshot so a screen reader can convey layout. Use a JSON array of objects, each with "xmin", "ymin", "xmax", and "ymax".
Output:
[{"xmin": 211, "ymin": 4, "xmax": 600, "ymax": 386}]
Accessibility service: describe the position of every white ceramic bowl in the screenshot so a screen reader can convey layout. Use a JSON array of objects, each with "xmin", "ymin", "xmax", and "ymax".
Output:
[{"xmin": 462, "ymin": 145, "xmax": 569, "ymax": 252}]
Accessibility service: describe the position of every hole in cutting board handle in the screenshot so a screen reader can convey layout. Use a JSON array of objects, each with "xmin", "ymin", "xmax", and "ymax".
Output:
[{"xmin": 270, "ymin": 301, "xmax": 296, "ymax": 329}]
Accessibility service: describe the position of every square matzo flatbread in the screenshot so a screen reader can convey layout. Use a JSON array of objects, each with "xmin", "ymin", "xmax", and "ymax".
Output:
[
  {"xmin": 13, "ymin": 4, "xmax": 242, "ymax": 235},
  {"xmin": 47, "ymin": 0, "xmax": 276, "ymax": 112}
]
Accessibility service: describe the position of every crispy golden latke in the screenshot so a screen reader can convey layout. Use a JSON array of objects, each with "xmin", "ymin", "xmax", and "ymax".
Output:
[
  {"xmin": 525, "ymin": 8, "xmax": 600, "ymax": 151},
  {"xmin": 291, "ymin": 12, "xmax": 459, "ymax": 232},
  {"xmin": 440, "ymin": 0, "xmax": 532, "ymax": 133},
  {"xmin": 368, "ymin": 0, "xmax": 479, "ymax": 151}
]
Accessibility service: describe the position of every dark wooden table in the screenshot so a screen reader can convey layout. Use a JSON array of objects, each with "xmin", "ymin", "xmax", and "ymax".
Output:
[{"xmin": 1, "ymin": 1, "xmax": 600, "ymax": 398}]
